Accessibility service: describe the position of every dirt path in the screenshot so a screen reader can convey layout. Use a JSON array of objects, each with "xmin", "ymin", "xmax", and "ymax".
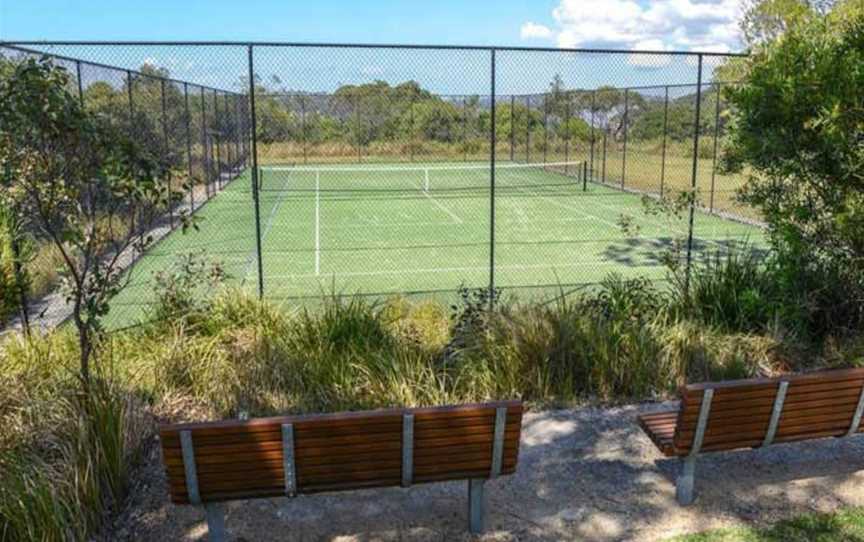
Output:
[{"xmin": 107, "ymin": 401, "xmax": 864, "ymax": 541}]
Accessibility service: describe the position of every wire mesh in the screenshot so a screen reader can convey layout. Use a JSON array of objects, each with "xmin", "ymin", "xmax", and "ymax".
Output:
[{"xmin": 0, "ymin": 42, "xmax": 762, "ymax": 328}]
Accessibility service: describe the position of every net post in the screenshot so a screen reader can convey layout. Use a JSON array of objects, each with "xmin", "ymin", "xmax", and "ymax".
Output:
[
  {"xmin": 583, "ymin": 161, "xmax": 588, "ymax": 192},
  {"xmin": 621, "ymin": 87, "xmax": 628, "ymax": 189},
  {"xmin": 685, "ymin": 54, "xmax": 704, "ymax": 297},
  {"xmin": 247, "ymin": 44, "xmax": 265, "ymax": 300},
  {"xmin": 489, "ymin": 49, "xmax": 497, "ymax": 311}
]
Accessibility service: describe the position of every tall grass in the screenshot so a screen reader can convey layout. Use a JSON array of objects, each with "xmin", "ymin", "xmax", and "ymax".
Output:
[
  {"xmin": 0, "ymin": 257, "xmax": 849, "ymax": 539},
  {"xmin": 0, "ymin": 332, "xmax": 150, "ymax": 541}
]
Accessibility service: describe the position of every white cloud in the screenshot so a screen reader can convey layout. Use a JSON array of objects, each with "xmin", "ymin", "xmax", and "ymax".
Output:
[
  {"xmin": 628, "ymin": 39, "xmax": 672, "ymax": 67},
  {"xmin": 520, "ymin": 0, "xmax": 743, "ymax": 54},
  {"xmin": 520, "ymin": 22, "xmax": 553, "ymax": 40}
]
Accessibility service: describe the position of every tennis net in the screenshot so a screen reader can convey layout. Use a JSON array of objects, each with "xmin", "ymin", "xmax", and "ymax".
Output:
[{"xmin": 258, "ymin": 160, "xmax": 588, "ymax": 196}]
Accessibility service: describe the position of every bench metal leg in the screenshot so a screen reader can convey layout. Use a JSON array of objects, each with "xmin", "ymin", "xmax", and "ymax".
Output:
[
  {"xmin": 676, "ymin": 456, "xmax": 697, "ymax": 506},
  {"xmin": 468, "ymin": 478, "xmax": 486, "ymax": 534},
  {"xmin": 205, "ymin": 503, "xmax": 226, "ymax": 542}
]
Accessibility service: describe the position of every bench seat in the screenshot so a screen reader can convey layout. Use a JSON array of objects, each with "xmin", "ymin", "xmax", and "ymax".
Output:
[
  {"xmin": 638, "ymin": 367, "xmax": 864, "ymax": 504},
  {"xmin": 638, "ymin": 410, "xmax": 677, "ymax": 456},
  {"xmin": 159, "ymin": 400, "xmax": 523, "ymax": 539}
]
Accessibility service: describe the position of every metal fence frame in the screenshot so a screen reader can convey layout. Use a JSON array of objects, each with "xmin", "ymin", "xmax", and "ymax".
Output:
[{"xmin": 1, "ymin": 41, "xmax": 752, "ymax": 317}]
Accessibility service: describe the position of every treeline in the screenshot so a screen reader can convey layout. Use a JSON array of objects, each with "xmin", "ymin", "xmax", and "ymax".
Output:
[{"xmin": 254, "ymin": 75, "xmax": 728, "ymax": 151}]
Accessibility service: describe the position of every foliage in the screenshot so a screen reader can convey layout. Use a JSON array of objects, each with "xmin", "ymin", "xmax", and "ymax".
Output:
[
  {"xmin": 0, "ymin": 333, "xmax": 150, "ymax": 541},
  {"xmin": 0, "ymin": 55, "xmax": 192, "ymax": 384},
  {"xmin": 723, "ymin": 11, "xmax": 864, "ymax": 337},
  {"xmin": 151, "ymin": 251, "xmax": 227, "ymax": 323},
  {"xmin": 0, "ymin": 202, "xmax": 29, "ymax": 328}
]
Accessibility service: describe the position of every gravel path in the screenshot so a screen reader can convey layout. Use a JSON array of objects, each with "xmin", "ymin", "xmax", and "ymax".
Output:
[{"xmin": 106, "ymin": 401, "xmax": 864, "ymax": 541}]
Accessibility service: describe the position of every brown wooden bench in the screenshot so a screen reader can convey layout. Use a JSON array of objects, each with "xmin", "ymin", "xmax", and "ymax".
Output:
[
  {"xmin": 639, "ymin": 367, "xmax": 864, "ymax": 505},
  {"xmin": 159, "ymin": 400, "xmax": 523, "ymax": 540}
]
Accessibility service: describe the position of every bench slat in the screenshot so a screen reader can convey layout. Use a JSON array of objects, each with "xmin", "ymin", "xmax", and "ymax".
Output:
[{"xmin": 160, "ymin": 401, "xmax": 523, "ymax": 505}]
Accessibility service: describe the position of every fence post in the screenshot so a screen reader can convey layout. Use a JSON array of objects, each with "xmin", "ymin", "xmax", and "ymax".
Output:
[
  {"xmin": 200, "ymin": 87, "xmax": 210, "ymax": 199},
  {"xmin": 463, "ymin": 96, "xmax": 469, "ymax": 162},
  {"xmin": 301, "ymin": 95, "xmax": 308, "ymax": 164},
  {"xmin": 489, "ymin": 49, "xmax": 497, "ymax": 310},
  {"xmin": 685, "ymin": 54, "xmax": 704, "ymax": 296},
  {"xmin": 126, "ymin": 71, "xmax": 134, "ymax": 137},
  {"xmin": 710, "ymin": 82, "xmax": 721, "ymax": 213},
  {"xmin": 212, "ymin": 90, "xmax": 221, "ymax": 189},
  {"xmin": 543, "ymin": 94, "xmax": 548, "ymax": 165},
  {"xmin": 589, "ymin": 90, "xmax": 596, "ymax": 181},
  {"xmin": 224, "ymin": 94, "xmax": 232, "ymax": 173},
  {"xmin": 621, "ymin": 88, "xmax": 628, "ymax": 189},
  {"xmin": 523, "ymin": 95, "xmax": 527, "ymax": 162},
  {"xmin": 160, "ymin": 79, "xmax": 173, "ymax": 229},
  {"xmin": 410, "ymin": 95, "xmax": 415, "ymax": 163},
  {"xmin": 602, "ymin": 129, "xmax": 607, "ymax": 183},
  {"xmin": 564, "ymin": 95, "xmax": 570, "ymax": 174},
  {"xmin": 75, "ymin": 60, "xmax": 84, "ymax": 106},
  {"xmin": 354, "ymin": 94, "xmax": 361, "ymax": 163},
  {"xmin": 660, "ymin": 85, "xmax": 669, "ymax": 198},
  {"xmin": 247, "ymin": 45, "xmax": 264, "ymax": 299},
  {"xmin": 509, "ymin": 95, "xmax": 515, "ymax": 162},
  {"xmin": 184, "ymin": 83, "xmax": 195, "ymax": 211}
]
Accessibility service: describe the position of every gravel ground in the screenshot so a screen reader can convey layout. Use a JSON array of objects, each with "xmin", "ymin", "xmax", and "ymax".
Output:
[{"xmin": 103, "ymin": 401, "xmax": 864, "ymax": 541}]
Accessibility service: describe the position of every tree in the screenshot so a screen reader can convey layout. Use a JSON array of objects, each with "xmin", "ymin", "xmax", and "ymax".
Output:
[
  {"xmin": 0, "ymin": 56, "xmax": 190, "ymax": 387},
  {"xmin": 722, "ymin": 12, "xmax": 864, "ymax": 333},
  {"xmin": 740, "ymin": 0, "xmax": 838, "ymax": 47}
]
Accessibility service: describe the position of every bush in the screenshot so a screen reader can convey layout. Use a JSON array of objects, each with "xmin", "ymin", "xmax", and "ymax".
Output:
[{"xmin": 723, "ymin": 11, "xmax": 864, "ymax": 337}]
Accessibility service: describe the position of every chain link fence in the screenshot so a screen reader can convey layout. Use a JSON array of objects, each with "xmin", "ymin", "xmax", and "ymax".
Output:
[{"xmin": 1, "ymin": 42, "xmax": 761, "ymax": 328}]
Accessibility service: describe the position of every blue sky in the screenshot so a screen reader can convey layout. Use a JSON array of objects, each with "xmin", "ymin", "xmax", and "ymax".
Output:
[
  {"xmin": 0, "ymin": 1, "xmax": 744, "ymax": 94},
  {"xmin": 0, "ymin": 0, "xmax": 743, "ymax": 51},
  {"xmin": 1, "ymin": 0, "xmax": 556, "ymax": 46}
]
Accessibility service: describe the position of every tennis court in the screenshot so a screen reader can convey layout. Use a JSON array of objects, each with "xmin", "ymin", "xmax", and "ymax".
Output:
[{"xmin": 104, "ymin": 160, "xmax": 763, "ymax": 327}]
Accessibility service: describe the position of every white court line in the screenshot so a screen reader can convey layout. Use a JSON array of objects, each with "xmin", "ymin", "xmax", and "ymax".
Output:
[
  {"xmin": 242, "ymin": 168, "xmax": 293, "ymax": 283},
  {"xmin": 498, "ymin": 176, "xmax": 622, "ymax": 230},
  {"xmin": 265, "ymin": 258, "xmax": 660, "ymax": 281},
  {"xmin": 421, "ymin": 190, "xmax": 463, "ymax": 224}
]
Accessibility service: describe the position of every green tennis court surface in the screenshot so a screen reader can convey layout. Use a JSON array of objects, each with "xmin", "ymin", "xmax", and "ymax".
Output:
[{"xmin": 104, "ymin": 161, "xmax": 764, "ymax": 328}]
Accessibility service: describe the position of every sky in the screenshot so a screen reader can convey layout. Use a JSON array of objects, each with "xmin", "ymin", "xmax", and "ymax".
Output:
[{"xmin": 0, "ymin": 0, "xmax": 745, "ymax": 94}]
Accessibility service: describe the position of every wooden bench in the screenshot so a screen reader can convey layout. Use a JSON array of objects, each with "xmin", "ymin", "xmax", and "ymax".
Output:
[
  {"xmin": 159, "ymin": 400, "xmax": 523, "ymax": 539},
  {"xmin": 639, "ymin": 367, "xmax": 864, "ymax": 505}
]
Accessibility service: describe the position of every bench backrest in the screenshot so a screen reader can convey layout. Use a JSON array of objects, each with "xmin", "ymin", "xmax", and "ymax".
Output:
[
  {"xmin": 672, "ymin": 367, "xmax": 864, "ymax": 454},
  {"xmin": 160, "ymin": 400, "xmax": 523, "ymax": 505}
]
